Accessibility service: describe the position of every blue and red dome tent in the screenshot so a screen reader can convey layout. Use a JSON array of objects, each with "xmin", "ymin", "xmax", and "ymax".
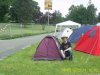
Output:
[
  {"xmin": 75, "ymin": 25, "xmax": 100, "ymax": 55},
  {"xmin": 68, "ymin": 25, "xmax": 93, "ymax": 43}
]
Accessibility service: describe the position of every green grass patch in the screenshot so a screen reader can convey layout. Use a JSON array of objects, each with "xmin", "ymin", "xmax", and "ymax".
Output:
[{"xmin": 0, "ymin": 43, "xmax": 100, "ymax": 75}]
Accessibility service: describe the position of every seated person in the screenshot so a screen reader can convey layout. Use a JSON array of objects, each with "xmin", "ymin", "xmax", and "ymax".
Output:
[{"xmin": 60, "ymin": 36, "xmax": 73, "ymax": 61}]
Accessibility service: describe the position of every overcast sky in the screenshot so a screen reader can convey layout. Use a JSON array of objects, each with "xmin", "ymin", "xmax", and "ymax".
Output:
[{"xmin": 34, "ymin": 0, "xmax": 100, "ymax": 17}]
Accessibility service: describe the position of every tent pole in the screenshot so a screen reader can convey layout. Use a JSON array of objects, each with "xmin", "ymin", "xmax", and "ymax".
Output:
[{"xmin": 85, "ymin": 39, "xmax": 98, "ymax": 63}]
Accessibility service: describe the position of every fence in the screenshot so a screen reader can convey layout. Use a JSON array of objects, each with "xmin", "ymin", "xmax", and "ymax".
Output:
[{"xmin": 0, "ymin": 23, "xmax": 55, "ymax": 40}]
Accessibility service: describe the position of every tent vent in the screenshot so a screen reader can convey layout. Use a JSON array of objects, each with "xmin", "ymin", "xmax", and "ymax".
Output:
[{"xmin": 89, "ymin": 30, "xmax": 96, "ymax": 37}]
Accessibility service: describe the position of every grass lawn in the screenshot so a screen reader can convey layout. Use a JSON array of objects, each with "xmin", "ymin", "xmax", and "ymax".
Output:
[
  {"xmin": 0, "ymin": 23, "xmax": 55, "ymax": 39},
  {"xmin": 0, "ymin": 43, "xmax": 100, "ymax": 75}
]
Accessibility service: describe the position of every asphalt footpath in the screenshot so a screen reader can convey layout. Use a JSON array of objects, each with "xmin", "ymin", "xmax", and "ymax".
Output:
[{"xmin": 0, "ymin": 33, "xmax": 59, "ymax": 59}]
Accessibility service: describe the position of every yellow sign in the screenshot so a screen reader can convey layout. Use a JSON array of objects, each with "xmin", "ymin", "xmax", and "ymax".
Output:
[{"xmin": 45, "ymin": 0, "xmax": 52, "ymax": 10}]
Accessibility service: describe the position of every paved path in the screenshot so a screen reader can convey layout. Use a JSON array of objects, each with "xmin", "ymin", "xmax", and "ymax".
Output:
[{"xmin": 0, "ymin": 33, "xmax": 57, "ymax": 59}]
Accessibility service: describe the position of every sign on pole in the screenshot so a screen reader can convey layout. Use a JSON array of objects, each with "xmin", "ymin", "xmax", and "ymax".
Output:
[
  {"xmin": 45, "ymin": 0, "xmax": 52, "ymax": 10},
  {"xmin": 44, "ymin": 0, "xmax": 52, "ymax": 30}
]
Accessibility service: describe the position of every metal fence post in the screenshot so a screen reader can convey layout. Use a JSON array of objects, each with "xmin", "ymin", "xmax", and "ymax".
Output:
[
  {"xmin": 9, "ymin": 23, "xmax": 12, "ymax": 38},
  {"xmin": 32, "ymin": 23, "xmax": 34, "ymax": 34},
  {"xmin": 20, "ymin": 23, "xmax": 23, "ymax": 36}
]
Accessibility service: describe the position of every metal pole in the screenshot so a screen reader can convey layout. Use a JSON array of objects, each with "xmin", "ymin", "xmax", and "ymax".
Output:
[
  {"xmin": 9, "ymin": 23, "xmax": 12, "ymax": 38},
  {"xmin": 54, "ymin": 25, "xmax": 57, "ymax": 35},
  {"xmin": 48, "ymin": 9, "xmax": 49, "ymax": 26},
  {"xmin": 32, "ymin": 23, "xmax": 34, "ymax": 34},
  {"xmin": 20, "ymin": 23, "xmax": 23, "ymax": 36},
  {"xmin": 48, "ymin": 9, "xmax": 50, "ymax": 33}
]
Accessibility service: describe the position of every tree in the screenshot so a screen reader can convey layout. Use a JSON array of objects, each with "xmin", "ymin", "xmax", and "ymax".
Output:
[
  {"xmin": 10, "ymin": 0, "xmax": 35, "ymax": 24},
  {"xmin": 0, "ymin": 0, "xmax": 17, "ymax": 22},
  {"xmin": 32, "ymin": 6, "xmax": 43, "ymax": 23},
  {"xmin": 66, "ymin": 5, "xmax": 87, "ymax": 24},
  {"xmin": 66, "ymin": 4, "xmax": 97, "ymax": 25},
  {"xmin": 2, "ymin": 0, "xmax": 16, "ymax": 5},
  {"xmin": 9, "ymin": 6, "xmax": 18, "ymax": 22},
  {"xmin": 86, "ymin": 4, "xmax": 97, "ymax": 24},
  {"xmin": 39, "ymin": 12, "xmax": 52, "ymax": 24},
  {"xmin": 50, "ymin": 10, "xmax": 64, "ymax": 24},
  {"xmin": 0, "ymin": 1, "xmax": 8, "ymax": 22},
  {"xmin": 39, "ymin": 12, "xmax": 51, "ymax": 30},
  {"xmin": 97, "ymin": 13, "xmax": 100, "ymax": 22},
  {"xmin": 9, "ymin": 0, "xmax": 41, "ymax": 24}
]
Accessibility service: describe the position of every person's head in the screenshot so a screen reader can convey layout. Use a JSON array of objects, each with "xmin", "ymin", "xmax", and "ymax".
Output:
[{"xmin": 61, "ymin": 36, "xmax": 68, "ymax": 43}]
